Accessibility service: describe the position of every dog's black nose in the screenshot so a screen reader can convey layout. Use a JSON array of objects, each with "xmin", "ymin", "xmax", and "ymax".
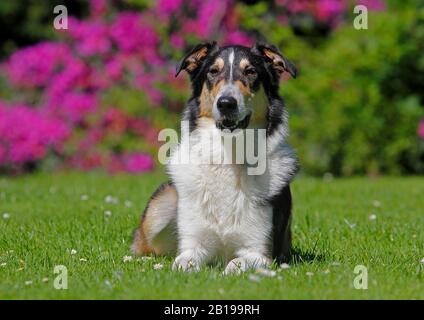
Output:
[{"xmin": 217, "ymin": 96, "xmax": 237, "ymax": 114}]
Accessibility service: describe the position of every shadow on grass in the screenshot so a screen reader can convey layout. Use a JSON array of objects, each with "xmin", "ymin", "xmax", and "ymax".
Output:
[{"xmin": 287, "ymin": 247, "xmax": 326, "ymax": 265}]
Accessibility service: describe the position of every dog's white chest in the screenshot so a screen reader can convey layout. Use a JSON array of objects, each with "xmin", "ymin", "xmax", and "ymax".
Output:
[{"xmin": 168, "ymin": 122, "xmax": 260, "ymax": 226}]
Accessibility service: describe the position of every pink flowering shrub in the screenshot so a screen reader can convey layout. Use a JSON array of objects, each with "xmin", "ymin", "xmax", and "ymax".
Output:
[
  {"xmin": 2, "ymin": 0, "xmax": 411, "ymax": 176},
  {"xmin": 418, "ymin": 120, "xmax": 424, "ymax": 140},
  {"xmin": 0, "ymin": 102, "xmax": 70, "ymax": 167}
]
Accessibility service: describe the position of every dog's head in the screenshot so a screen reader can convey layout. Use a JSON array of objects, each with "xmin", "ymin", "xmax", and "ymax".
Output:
[{"xmin": 176, "ymin": 41, "xmax": 297, "ymax": 131}]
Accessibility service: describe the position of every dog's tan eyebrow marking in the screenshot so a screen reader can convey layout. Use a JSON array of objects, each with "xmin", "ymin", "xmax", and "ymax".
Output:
[
  {"xmin": 213, "ymin": 57, "xmax": 224, "ymax": 71},
  {"xmin": 240, "ymin": 58, "xmax": 250, "ymax": 70},
  {"xmin": 234, "ymin": 80, "xmax": 251, "ymax": 96}
]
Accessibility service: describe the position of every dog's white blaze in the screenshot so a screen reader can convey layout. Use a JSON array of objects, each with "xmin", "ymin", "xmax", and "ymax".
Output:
[{"xmin": 228, "ymin": 49, "xmax": 235, "ymax": 82}]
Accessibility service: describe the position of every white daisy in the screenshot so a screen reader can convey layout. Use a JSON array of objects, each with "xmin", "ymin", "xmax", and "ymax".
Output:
[
  {"xmin": 369, "ymin": 214, "xmax": 377, "ymax": 221},
  {"xmin": 70, "ymin": 249, "xmax": 77, "ymax": 255},
  {"xmin": 24, "ymin": 280, "xmax": 32, "ymax": 286},
  {"xmin": 2, "ymin": 213, "xmax": 10, "ymax": 219},
  {"xmin": 279, "ymin": 263, "xmax": 290, "ymax": 270},
  {"xmin": 104, "ymin": 210, "xmax": 112, "ymax": 217},
  {"xmin": 105, "ymin": 195, "xmax": 118, "ymax": 204},
  {"xmin": 123, "ymin": 255, "xmax": 133, "ymax": 263},
  {"xmin": 80, "ymin": 194, "xmax": 89, "ymax": 201},
  {"xmin": 248, "ymin": 274, "xmax": 261, "ymax": 283},
  {"xmin": 372, "ymin": 200, "xmax": 381, "ymax": 208},
  {"xmin": 124, "ymin": 200, "xmax": 133, "ymax": 208},
  {"xmin": 256, "ymin": 268, "xmax": 276, "ymax": 277},
  {"xmin": 153, "ymin": 263, "xmax": 164, "ymax": 270}
]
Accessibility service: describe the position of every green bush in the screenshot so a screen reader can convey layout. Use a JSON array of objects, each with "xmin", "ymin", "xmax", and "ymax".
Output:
[{"xmin": 269, "ymin": 10, "xmax": 424, "ymax": 175}]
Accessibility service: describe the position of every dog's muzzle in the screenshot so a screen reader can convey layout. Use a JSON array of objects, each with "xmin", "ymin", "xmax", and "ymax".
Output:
[{"xmin": 216, "ymin": 96, "xmax": 251, "ymax": 131}]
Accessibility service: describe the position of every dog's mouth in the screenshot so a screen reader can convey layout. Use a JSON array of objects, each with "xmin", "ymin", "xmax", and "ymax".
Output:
[{"xmin": 216, "ymin": 112, "xmax": 251, "ymax": 132}]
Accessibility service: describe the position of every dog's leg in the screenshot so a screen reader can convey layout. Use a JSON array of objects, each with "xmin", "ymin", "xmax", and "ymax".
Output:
[
  {"xmin": 172, "ymin": 230, "xmax": 218, "ymax": 272},
  {"xmin": 271, "ymin": 185, "xmax": 293, "ymax": 263},
  {"xmin": 223, "ymin": 205, "xmax": 273, "ymax": 274},
  {"xmin": 172, "ymin": 200, "xmax": 218, "ymax": 272},
  {"xmin": 131, "ymin": 182, "xmax": 178, "ymax": 256}
]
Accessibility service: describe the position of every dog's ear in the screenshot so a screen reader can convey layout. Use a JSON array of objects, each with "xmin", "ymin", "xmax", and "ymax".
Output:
[
  {"xmin": 175, "ymin": 41, "xmax": 219, "ymax": 77},
  {"xmin": 252, "ymin": 42, "xmax": 297, "ymax": 79}
]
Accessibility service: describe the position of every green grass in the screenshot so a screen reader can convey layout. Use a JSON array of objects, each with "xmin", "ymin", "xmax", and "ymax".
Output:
[{"xmin": 0, "ymin": 171, "xmax": 423, "ymax": 299}]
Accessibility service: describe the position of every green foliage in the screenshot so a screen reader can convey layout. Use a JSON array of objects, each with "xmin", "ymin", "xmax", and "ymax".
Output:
[{"xmin": 274, "ymin": 10, "xmax": 424, "ymax": 175}]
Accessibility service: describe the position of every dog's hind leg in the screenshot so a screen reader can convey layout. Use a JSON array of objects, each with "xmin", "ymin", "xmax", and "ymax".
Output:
[{"xmin": 131, "ymin": 182, "xmax": 178, "ymax": 256}]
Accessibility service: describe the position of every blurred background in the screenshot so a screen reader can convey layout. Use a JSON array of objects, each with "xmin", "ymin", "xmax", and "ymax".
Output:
[{"xmin": 0, "ymin": 0, "xmax": 423, "ymax": 177}]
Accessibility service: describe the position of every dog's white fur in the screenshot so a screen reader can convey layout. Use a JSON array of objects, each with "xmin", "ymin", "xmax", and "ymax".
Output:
[{"xmin": 168, "ymin": 117, "xmax": 297, "ymax": 273}]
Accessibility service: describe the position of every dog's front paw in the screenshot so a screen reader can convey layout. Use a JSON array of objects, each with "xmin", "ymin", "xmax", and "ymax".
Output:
[
  {"xmin": 172, "ymin": 253, "xmax": 201, "ymax": 272},
  {"xmin": 224, "ymin": 255, "xmax": 271, "ymax": 275},
  {"xmin": 224, "ymin": 257, "xmax": 249, "ymax": 275}
]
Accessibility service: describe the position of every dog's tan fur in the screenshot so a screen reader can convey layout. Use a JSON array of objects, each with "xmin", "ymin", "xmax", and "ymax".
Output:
[
  {"xmin": 131, "ymin": 183, "xmax": 178, "ymax": 255},
  {"xmin": 199, "ymin": 80, "xmax": 226, "ymax": 117}
]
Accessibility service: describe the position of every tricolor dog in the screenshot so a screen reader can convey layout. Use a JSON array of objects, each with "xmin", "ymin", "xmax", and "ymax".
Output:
[{"xmin": 132, "ymin": 41, "xmax": 298, "ymax": 273}]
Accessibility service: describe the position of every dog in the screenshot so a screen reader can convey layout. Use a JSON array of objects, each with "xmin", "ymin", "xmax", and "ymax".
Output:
[{"xmin": 131, "ymin": 41, "xmax": 298, "ymax": 273}]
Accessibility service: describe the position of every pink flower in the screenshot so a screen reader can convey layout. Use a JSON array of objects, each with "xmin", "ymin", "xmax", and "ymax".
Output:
[
  {"xmin": 198, "ymin": 0, "xmax": 228, "ymax": 38},
  {"xmin": 47, "ymin": 57, "xmax": 88, "ymax": 101},
  {"xmin": 110, "ymin": 12, "xmax": 159, "ymax": 54},
  {"xmin": 181, "ymin": 0, "xmax": 229, "ymax": 38},
  {"xmin": 90, "ymin": 0, "xmax": 109, "ymax": 17},
  {"xmin": 123, "ymin": 153, "xmax": 155, "ymax": 173},
  {"xmin": 60, "ymin": 92, "xmax": 98, "ymax": 123},
  {"xmin": 157, "ymin": 0, "xmax": 183, "ymax": 17},
  {"xmin": 170, "ymin": 34, "xmax": 185, "ymax": 49},
  {"xmin": 418, "ymin": 119, "xmax": 424, "ymax": 139},
  {"xmin": 105, "ymin": 57, "xmax": 124, "ymax": 81},
  {"xmin": 70, "ymin": 153, "xmax": 103, "ymax": 171},
  {"xmin": 224, "ymin": 31, "xmax": 253, "ymax": 46},
  {"xmin": 0, "ymin": 144, "xmax": 5, "ymax": 166},
  {"xmin": 356, "ymin": 0, "xmax": 386, "ymax": 11},
  {"xmin": 278, "ymin": 0, "xmax": 309, "ymax": 14},
  {"xmin": 0, "ymin": 103, "xmax": 70, "ymax": 165},
  {"xmin": 6, "ymin": 42, "xmax": 70, "ymax": 88},
  {"xmin": 315, "ymin": 0, "xmax": 346, "ymax": 22},
  {"xmin": 67, "ymin": 17, "xmax": 111, "ymax": 56}
]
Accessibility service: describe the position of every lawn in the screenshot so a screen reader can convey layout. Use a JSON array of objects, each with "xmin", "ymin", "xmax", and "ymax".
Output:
[{"xmin": 0, "ymin": 171, "xmax": 423, "ymax": 299}]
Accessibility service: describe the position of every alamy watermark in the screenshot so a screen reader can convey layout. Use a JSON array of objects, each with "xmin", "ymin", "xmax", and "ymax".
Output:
[
  {"xmin": 53, "ymin": 265, "xmax": 68, "ymax": 290},
  {"xmin": 158, "ymin": 121, "xmax": 267, "ymax": 175},
  {"xmin": 53, "ymin": 5, "xmax": 68, "ymax": 30},
  {"xmin": 353, "ymin": 265, "xmax": 368, "ymax": 290},
  {"xmin": 353, "ymin": 5, "xmax": 369, "ymax": 30}
]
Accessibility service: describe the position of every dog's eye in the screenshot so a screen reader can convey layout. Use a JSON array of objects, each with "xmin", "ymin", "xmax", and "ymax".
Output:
[
  {"xmin": 244, "ymin": 67, "xmax": 257, "ymax": 77},
  {"xmin": 209, "ymin": 67, "xmax": 220, "ymax": 76}
]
